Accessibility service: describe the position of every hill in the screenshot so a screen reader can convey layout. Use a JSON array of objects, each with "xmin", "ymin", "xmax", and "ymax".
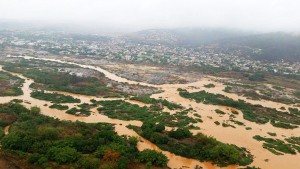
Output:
[
  {"xmin": 219, "ymin": 32, "xmax": 300, "ymax": 62},
  {"xmin": 125, "ymin": 29, "xmax": 300, "ymax": 62}
]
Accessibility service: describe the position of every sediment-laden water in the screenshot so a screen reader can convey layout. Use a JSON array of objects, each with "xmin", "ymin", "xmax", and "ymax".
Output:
[{"xmin": 0, "ymin": 56, "xmax": 299, "ymax": 169}]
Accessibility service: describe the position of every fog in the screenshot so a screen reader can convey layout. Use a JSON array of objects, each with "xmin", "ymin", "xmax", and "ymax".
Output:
[{"xmin": 0, "ymin": 0, "xmax": 299, "ymax": 33}]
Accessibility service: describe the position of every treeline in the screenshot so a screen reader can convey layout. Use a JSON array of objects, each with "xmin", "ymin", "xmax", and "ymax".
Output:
[{"xmin": 0, "ymin": 102, "xmax": 169, "ymax": 169}]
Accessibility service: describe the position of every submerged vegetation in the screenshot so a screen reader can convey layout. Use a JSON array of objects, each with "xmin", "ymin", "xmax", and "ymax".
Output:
[
  {"xmin": 253, "ymin": 135, "xmax": 300, "ymax": 155},
  {"xmin": 179, "ymin": 89, "xmax": 300, "ymax": 129}
]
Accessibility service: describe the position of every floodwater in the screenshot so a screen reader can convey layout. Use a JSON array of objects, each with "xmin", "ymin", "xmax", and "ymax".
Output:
[{"xmin": 1, "ymin": 56, "xmax": 300, "ymax": 169}]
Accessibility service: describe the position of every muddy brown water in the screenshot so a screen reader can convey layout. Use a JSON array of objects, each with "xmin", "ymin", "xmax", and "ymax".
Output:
[{"xmin": 1, "ymin": 56, "xmax": 299, "ymax": 169}]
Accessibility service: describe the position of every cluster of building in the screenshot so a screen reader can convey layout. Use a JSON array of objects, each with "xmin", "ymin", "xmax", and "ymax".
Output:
[{"xmin": 0, "ymin": 30, "xmax": 299, "ymax": 75}]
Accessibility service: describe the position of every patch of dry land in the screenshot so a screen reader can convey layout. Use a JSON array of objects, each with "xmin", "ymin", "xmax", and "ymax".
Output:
[{"xmin": 100, "ymin": 63, "xmax": 204, "ymax": 84}]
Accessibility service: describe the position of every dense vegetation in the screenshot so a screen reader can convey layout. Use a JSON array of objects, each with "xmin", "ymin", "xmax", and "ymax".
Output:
[
  {"xmin": 295, "ymin": 91, "xmax": 300, "ymax": 99},
  {"xmin": 285, "ymin": 136, "xmax": 300, "ymax": 152},
  {"xmin": 0, "ymin": 71, "xmax": 24, "ymax": 96},
  {"xmin": 0, "ymin": 102, "xmax": 169, "ymax": 169},
  {"xmin": 248, "ymin": 72, "xmax": 265, "ymax": 81},
  {"xmin": 179, "ymin": 89, "xmax": 300, "ymax": 129},
  {"xmin": 289, "ymin": 108, "xmax": 300, "ymax": 116},
  {"xmin": 31, "ymin": 90, "xmax": 81, "ymax": 103},
  {"xmin": 138, "ymin": 149, "xmax": 168, "ymax": 167},
  {"xmin": 129, "ymin": 121, "xmax": 253, "ymax": 167},
  {"xmin": 95, "ymin": 100, "xmax": 201, "ymax": 128}
]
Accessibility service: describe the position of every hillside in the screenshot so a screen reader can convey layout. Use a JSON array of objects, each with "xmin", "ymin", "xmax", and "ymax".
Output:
[
  {"xmin": 220, "ymin": 32, "xmax": 300, "ymax": 62},
  {"xmin": 124, "ymin": 29, "xmax": 300, "ymax": 62}
]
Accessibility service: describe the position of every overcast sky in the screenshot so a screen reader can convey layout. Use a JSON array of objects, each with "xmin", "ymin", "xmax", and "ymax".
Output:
[{"xmin": 0, "ymin": 0, "xmax": 299, "ymax": 33}]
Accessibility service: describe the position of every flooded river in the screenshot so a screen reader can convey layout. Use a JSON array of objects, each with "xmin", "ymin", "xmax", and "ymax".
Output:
[{"xmin": 1, "ymin": 56, "xmax": 300, "ymax": 169}]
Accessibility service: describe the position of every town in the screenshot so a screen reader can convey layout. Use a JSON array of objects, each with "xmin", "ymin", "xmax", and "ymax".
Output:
[{"xmin": 1, "ymin": 30, "xmax": 299, "ymax": 76}]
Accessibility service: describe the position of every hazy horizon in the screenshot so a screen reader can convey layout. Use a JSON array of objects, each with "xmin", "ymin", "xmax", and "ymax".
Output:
[{"xmin": 0, "ymin": 0, "xmax": 300, "ymax": 34}]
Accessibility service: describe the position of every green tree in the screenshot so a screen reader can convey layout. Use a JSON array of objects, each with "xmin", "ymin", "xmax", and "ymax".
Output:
[
  {"xmin": 128, "ymin": 136, "xmax": 139, "ymax": 146},
  {"xmin": 138, "ymin": 149, "xmax": 168, "ymax": 167},
  {"xmin": 118, "ymin": 156, "xmax": 129, "ymax": 169},
  {"xmin": 47, "ymin": 146, "xmax": 80, "ymax": 164},
  {"xmin": 168, "ymin": 128, "xmax": 192, "ymax": 139},
  {"xmin": 31, "ymin": 106, "xmax": 41, "ymax": 115},
  {"xmin": 77, "ymin": 156, "xmax": 100, "ymax": 169},
  {"xmin": 154, "ymin": 123, "xmax": 165, "ymax": 133}
]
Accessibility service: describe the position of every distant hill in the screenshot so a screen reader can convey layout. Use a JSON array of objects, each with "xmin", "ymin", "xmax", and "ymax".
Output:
[
  {"xmin": 170, "ymin": 28, "xmax": 250, "ymax": 46},
  {"xmin": 125, "ymin": 29, "xmax": 300, "ymax": 62},
  {"xmin": 219, "ymin": 32, "xmax": 300, "ymax": 62},
  {"xmin": 124, "ymin": 28, "xmax": 250, "ymax": 46}
]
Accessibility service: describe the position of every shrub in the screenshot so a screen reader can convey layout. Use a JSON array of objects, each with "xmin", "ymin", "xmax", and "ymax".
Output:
[
  {"xmin": 139, "ymin": 149, "xmax": 168, "ymax": 167},
  {"xmin": 168, "ymin": 128, "xmax": 192, "ymax": 139},
  {"xmin": 77, "ymin": 156, "xmax": 100, "ymax": 169},
  {"xmin": 47, "ymin": 146, "xmax": 80, "ymax": 164}
]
